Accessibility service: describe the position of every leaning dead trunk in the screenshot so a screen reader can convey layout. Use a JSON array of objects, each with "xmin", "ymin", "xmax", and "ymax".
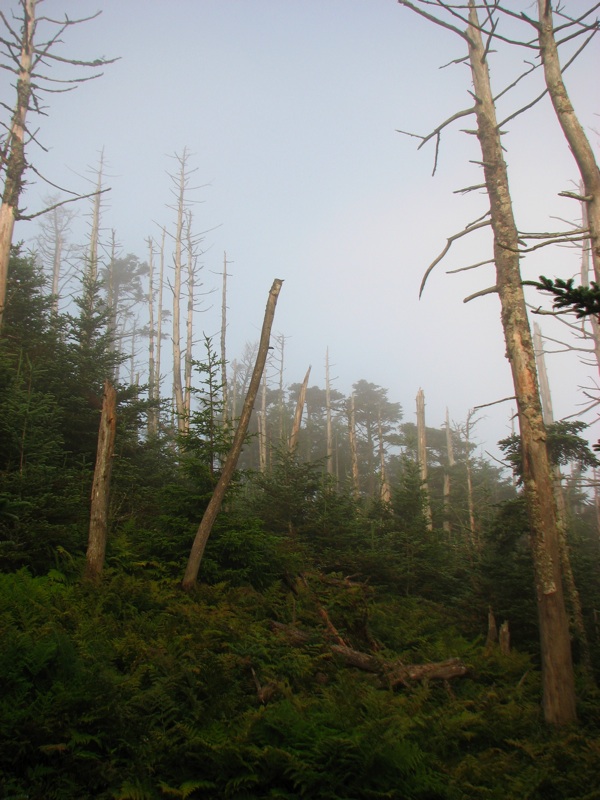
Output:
[
  {"xmin": 85, "ymin": 380, "xmax": 117, "ymax": 580},
  {"xmin": 467, "ymin": 1, "xmax": 576, "ymax": 724},
  {"xmin": 181, "ymin": 279, "xmax": 283, "ymax": 591}
]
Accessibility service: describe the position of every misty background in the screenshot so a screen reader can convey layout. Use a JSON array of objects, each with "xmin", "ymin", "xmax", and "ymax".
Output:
[{"xmin": 7, "ymin": 0, "xmax": 600, "ymax": 461}]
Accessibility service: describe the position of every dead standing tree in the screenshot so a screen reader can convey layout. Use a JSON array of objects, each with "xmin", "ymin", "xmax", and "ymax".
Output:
[
  {"xmin": 397, "ymin": 0, "xmax": 576, "ymax": 725},
  {"xmin": 0, "ymin": 1, "xmax": 117, "ymax": 330},
  {"xmin": 181, "ymin": 279, "xmax": 283, "ymax": 591}
]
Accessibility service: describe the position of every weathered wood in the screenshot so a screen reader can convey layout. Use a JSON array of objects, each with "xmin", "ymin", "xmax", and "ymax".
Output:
[
  {"xmin": 386, "ymin": 657, "xmax": 468, "ymax": 688},
  {"xmin": 85, "ymin": 380, "xmax": 117, "ymax": 580},
  {"xmin": 271, "ymin": 621, "xmax": 467, "ymax": 688},
  {"xmin": 181, "ymin": 279, "xmax": 283, "ymax": 590}
]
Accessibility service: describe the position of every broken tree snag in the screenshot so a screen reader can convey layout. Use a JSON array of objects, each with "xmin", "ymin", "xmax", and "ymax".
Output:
[
  {"xmin": 85, "ymin": 380, "xmax": 117, "ymax": 580},
  {"xmin": 181, "ymin": 279, "xmax": 283, "ymax": 591},
  {"xmin": 499, "ymin": 621, "xmax": 510, "ymax": 656}
]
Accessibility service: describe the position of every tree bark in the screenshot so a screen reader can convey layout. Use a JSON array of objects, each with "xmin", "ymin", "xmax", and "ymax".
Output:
[
  {"xmin": 85, "ymin": 380, "xmax": 117, "ymax": 580},
  {"xmin": 348, "ymin": 394, "xmax": 360, "ymax": 498},
  {"xmin": 289, "ymin": 366, "xmax": 311, "ymax": 452},
  {"xmin": 537, "ymin": 0, "xmax": 600, "ymax": 284},
  {"xmin": 467, "ymin": 1, "xmax": 576, "ymax": 724},
  {"xmin": 325, "ymin": 347, "xmax": 334, "ymax": 478},
  {"xmin": 0, "ymin": 0, "xmax": 35, "ymax": 331},
  {"xmin": 416, "ymin": 388, "xmax": 433, "ymax": 529},
  {"xmin": 181, "ymin": 279, "xmax": 283, "ymax": 590},
  {"xmin": 443, "ymin": 408, "xmax": 455, "ymax": 534},
  {"xmin": 220, "ymin": 252, "xmax": 229, "ymax": 427}
]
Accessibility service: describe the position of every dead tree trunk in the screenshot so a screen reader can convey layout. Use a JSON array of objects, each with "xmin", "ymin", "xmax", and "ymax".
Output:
[
  {"xmin": 443, "ymin": 408, "xmax": 455, "ymax": 534},
  {"xmin": 85, "ymin": 380, "xmax": 117, "ymax": 580},
  {"xmin": 289, "ymin": 366, "xmax": 311, "ymax": 452},
  {"xmin": 147, "ymin": 236, "xmax": 158, "ymax": 436},
  {"xmin": 537, "ymin": 0, "xmax": 600, "ymax": 284},
  {"xmin": 0, "ymin": 0, "xmax": 34, "ymax": 331},
  {"xmin": 325, "ymin": 348, "xmax": 334, "ymax": 478},
  {"xmin": 183, "ymin": 212, "xmax": 195, "ymax": 432},
  {"xmin": 181, "ymin": 279, "xmax": 283, "ymax": 591},
  {"xmin": 259, "ymin": 371, "xmax": 268, "ymax": 472},
  {"xmin": 348, "ymin": 394, "xmax": 360, "ymax": 499},
  {"xmin": 221, "ymin": 252, "xmax": 229, "ymax": 427},
  {"xmin": 416, "ymin": 388, "xmax": 432, "ymax": 530},
  {"xmin": 533, "ymin": 323, "xmax": 592, "ymax": 677},
  {"xmin": 466, "ymin": 1, "xmax": 576, "ymax": 724}
]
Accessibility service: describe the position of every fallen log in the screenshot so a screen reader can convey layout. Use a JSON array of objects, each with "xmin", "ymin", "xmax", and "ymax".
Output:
[{"xmin": 271, "ymin": 621, "xmax": 467, "ymax": 688}]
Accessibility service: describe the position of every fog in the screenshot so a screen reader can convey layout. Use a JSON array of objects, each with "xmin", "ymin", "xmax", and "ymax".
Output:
[{"xmin": 7, "ymin": 0, "xmax": 600, "ymax": 460}]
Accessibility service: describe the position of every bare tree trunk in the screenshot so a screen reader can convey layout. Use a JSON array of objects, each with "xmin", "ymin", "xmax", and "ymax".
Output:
[
  {"xmin": 171, "ymin": 153, "xmax": 187, "ymax": 433},
  {"xmin": 277, "ymin": 334, "xmax": 285, "ymax": 440},
  {"xmin": 289, "ymin": 366, "xmax": 311, "ymax": 452},
  {"xmin": 443, "ymin": 408, "xmax": 455, "ymax": 534},
  {"xmin": 537, "ymin": 1, "xmax": 600, "ymax": 283},
  {"xmin": 155, "ymin": 226, "xmax": 166, "ymax": 426},
  {"xmin": 259, "ymin": 371, "xmax": 267, "ymax": 472},
  {"xmin": 85, "ymin": 380, "xmax": 117, "ymax": 580},
  {"xmin": 416, "ymin": 388, "xmax": 432, "ymax": 530},
  {"xmin": 221, "ymin": 252, "xmax": 229, "ymax": 426},
  {"xmin": 464, "ymin": 409, "xmax": 477, "ymax": 548},
  {"xmin": 181, "ymin": 278, "xmax": 283, "ymax": 591},
  {"xmin": 325, "ymin": 347, "xmax": 334, "ymax": 478},
  {"xmin": 87, "ymin": 151, "xmax": 104, "ymax": 287},
  {"xmin": 231, "ymin": 359, "xmax": 238, "ymax": 422},
  {"xmin": 147, "ymin": 236, "xmax": 157, "ymax": 436},
  {"xmin": 348, "ymin": 394, "xmax": 360, "ymax": 499},
  {"xmin": 533, "ymin": 322, "xmax": 592, "ymax": 677},
  {"xmin": 533, "ymin": 324, "xmax": 554, "ymax": 426},
  {"xmin": 183, "ymin": 212, "xmax": 195, "ymax": 433},
  {"xmin": 0, "ymin": 0, "xmax": 34, "ymax": 331},
  {"xmin": 378, "ymin": 412, "xmax": 391, "ymax": 503},
  {"xmin": 579, "ymin": 189, "xmax": 600, "ymax": 375},
  {"xmin": 467, "ymin": 1, "xmax": 576, "ymax": 724}
]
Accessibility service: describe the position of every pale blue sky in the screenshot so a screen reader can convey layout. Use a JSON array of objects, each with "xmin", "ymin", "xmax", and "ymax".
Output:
[{"xmin": 6, "ymin": 0, "xmax": 600, "ymax": 457}]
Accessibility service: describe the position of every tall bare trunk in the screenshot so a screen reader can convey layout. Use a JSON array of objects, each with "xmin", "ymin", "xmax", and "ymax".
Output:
[
  {"xmin": 0, "ymin": 0, "xmax": 35, "ymax": 331},
  {"xmin": 155, "ymin": 226, "xmax": 166, "ymax": 425},
  {"xmin": 183, "ymin": 212, "xmax": 195, "ymax": 432},
  {"xmin": 259, "ymin": 371, "xmax": 268, "ymax": 472},
  {"xmin": 443, "ymin": 408, "xmax": 455, "ymax": 534},
  {"xmin": 325, "ymin": 348, "xmax": 334, "ymax": 477},
  {"xmin": 147, "ymin": 237, "xmax": 157, "ymax": 436},
  {"xmin": 348, "ymin": 395, "xmax": 360, "ymax": 499},
  {"xmin": 579, "ymin": 188, "xmax": 600, "ymax": 375},
  {"xmin": 416, "ymin": 388, "xmax": 432, "ymax": 530},
  {"xmin": 172, "ymin": 154, "xmax": 186, "ymax": 433},
  {"xmin": 231, "ymin": 359, "xmax": 238, "ymax": 422},
  {"xmin": 537, "ymin": 1, "xmax": 600, "ymax": 284},
  {"xmin": 85, "ymin": 380, "xmax": 117, "ymax": 580},
  {"xmin": 467, "ymin": 1, "xmax": 576, "ymax": 724},
  {"xmin": 533, "ymin": 322, "xmax": 592, "ymax": 676},
  {"xmin": 86, "ymin": 150, "xmax": 104, "ymax": 295},
  {"xmin": 221, "ymin": 252, "xmax": 229, "ymax": 426},
  {"xmin": 462, "ymin": 409, "xmax": 477, "ymax": 548},
  {"xmin": 181, "ymin": 279, "xmax": 283, "ymax": 590},
  {"xmin": 289, "ymin": 366, "xmax": 311, "ymax": 452},
  {"xmin": 378, "ymin": 412, "xmax": 391, "ymax": 503}
]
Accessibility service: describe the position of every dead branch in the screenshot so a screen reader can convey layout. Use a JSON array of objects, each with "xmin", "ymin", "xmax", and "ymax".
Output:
[
  {"xmin": 472, "ymin": 396, "xmax": 516, "ymax": 412},
  {"xmin": 463, "ymin": 285, "xmax": 498, "ymax": 303},
  {"xmin": 447, "ymin": 258, "xmax": 495, "ymax": 274},
  {"xmin": 419, "ymin": 218, "xmax": 491, "ymax": 297}
]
